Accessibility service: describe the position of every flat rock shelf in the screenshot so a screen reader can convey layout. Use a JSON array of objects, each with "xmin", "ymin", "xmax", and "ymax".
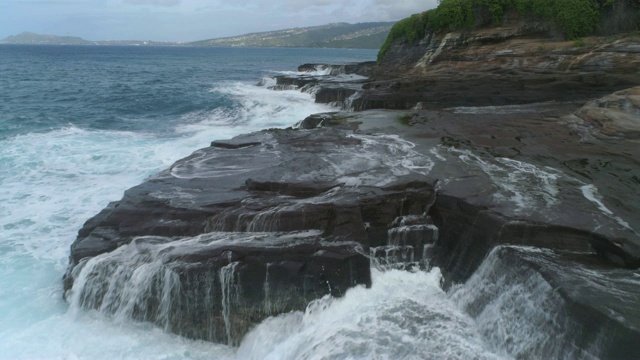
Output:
[{"xmin": 64, "ymin": 127, "xmax": 438, "ymax": 345}]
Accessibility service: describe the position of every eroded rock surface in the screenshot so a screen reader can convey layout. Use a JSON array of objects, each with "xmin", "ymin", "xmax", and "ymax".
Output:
[
  {"xmin": 293, "ymin": 100, "xmax": 640, "ymax": 359},
  {"xmin": 64, "ymin": 127, "xmax": 437, "ymax": 344},
  {"xmin": 67, "ymin": 231, "xmax": 369, "ymax": 346}
]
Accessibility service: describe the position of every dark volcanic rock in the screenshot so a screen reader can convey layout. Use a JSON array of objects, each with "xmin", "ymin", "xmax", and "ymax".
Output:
[
  {"xmin": 211, "ymin": 139, "xmax": 262, "ymax": 149},
  {"xmin": 394, "ymin": 103, "xmax": 640, "ymax": 274},
  {"xmin": 354, "ymin": 72, "xmax": 640, "ymax": 111},
  {"xmin": 310, "ymin": 103, "xmax": 640, "ymax": 273},
  {"xmin": 316, "ymin": 102, "xmax": 640, "ymax": 358},
  {"xmin": 273, "ymin": 75, "xmax": 318, "ymax": 89},
  {"xmin": 273, "ymin": 63, "xmax": 370, "ymax": 109},
  {"xmin": 298, "ymin": 62, "xmax": 376, "ymax": 76},
  {"xmin": 314, "ymin": 86, "xmax": 359, "ymax": 105},
  {"xmin": 67, "ymin": 231, "xmax": 369, "ymax": 346},
  {"xmin": 294, "ymin": 112, "xmax": 363, "ymax": 131},
  {"xmin": 65, "ymin": 127, "xmax": 437, "ymax": 344}
]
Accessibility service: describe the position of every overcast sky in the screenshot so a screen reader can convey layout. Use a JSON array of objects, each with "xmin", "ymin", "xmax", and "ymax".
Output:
[{"xmin": 0, "ymin": 0, "xmax": 438, "ymax": 42}]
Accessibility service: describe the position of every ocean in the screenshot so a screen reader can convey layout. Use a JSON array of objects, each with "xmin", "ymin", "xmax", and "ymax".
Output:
[{"xmin": 0, "ymin": 45, "xmax": 511, "ymax": 359}]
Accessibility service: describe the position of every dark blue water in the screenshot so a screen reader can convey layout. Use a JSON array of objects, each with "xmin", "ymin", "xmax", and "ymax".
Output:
[{"xmin": 0, "ymin": 45, "xmax": 376, "ymax": 138}]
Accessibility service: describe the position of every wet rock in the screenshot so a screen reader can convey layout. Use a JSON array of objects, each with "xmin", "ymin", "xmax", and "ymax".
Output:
[
  {"xmin": 314, "ymin": 86, "xmax": 359, "ymax": 105},
  {"xmin": 274, "ymin": 64, "xmax": 370, "ymax": 109},
  {"xmin": 428, "ymin": 193, "xmax": 634, "ymax": 284},
  {"xmin": 295, "ymin": 113, "xmax": 337, "ymax": 129},
  {"xmin": 278, "ymin": 103, "xmax": 640, "ymax": 358},
  {"xmin": 371, "ymin": 213, "xmax": 439, "ymax": 268},
  {"xmin": 298, "ymin": 62, "xmax": 376, "ymax": 76},
  {"xmin": 211, "ymin": 139, "xmax": 262, "ymax": 149},
  {"xmin": 273, "ymin": 75, "xmax": 317, "ymax": 89},
  {"xmin": 361, "ymin": 102, "xmax": 640, "ymax": 273},
  {"xmin": 67, "ymin": 231, "xmax": 369, "ymax": 346},
  {"xmin": 65, "ymin": 127, "xmax": 436, "ymax": 344}
]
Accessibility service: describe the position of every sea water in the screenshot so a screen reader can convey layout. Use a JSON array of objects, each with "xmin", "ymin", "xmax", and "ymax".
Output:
[{"xmin": 0, "ymin": 45, "xmax": 510, "ymax": 359}]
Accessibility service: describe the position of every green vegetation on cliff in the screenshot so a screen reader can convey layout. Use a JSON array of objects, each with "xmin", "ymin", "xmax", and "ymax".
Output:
[{"xmin": 378, "ymin": 0, "xmax": 640, "ymax": 60}]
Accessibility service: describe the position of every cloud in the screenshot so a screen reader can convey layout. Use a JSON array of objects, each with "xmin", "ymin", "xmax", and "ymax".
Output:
[{"xmin": 123, "ymin": 0, "xmax": 181, "ymax": 6}]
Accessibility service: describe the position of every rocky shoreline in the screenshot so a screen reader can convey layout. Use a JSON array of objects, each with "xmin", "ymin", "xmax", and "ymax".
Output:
[{"xmin": 64, "ymin": 24, "xmax": 640, "ymax": 357}]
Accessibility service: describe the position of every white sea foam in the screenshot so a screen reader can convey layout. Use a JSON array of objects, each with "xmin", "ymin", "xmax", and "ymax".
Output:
[
  {"xmin": 237, "ymin": 268, "xmax": 504, "ymax": 360},
  {"xmin": 0, "ymin": 126, "xmax": 236, "ymax": 359},
  {"xmin": 451, "ymin": 245, "xmax": 640, "ymax": 359},
  {"xmin": 182, "ymin": 82, "xmax": 332, "ymax": 136},
  {"xmin": 0, "ymin": 127, "xmax": 164, "ymax": 263},
  {"xmin": 1, "ymin": 310, "xmax": 233, "ymax": 360},
  {"xmin": 273, "ymin": 67, "xmax": 332, "ymax": 76},
  {"xmin": 256, "ymin": 77, "xmax": 277, "ymax": 87},
  {"xmin": 449, "ymin": 246, "xmax": 582, "ymax": 359}
]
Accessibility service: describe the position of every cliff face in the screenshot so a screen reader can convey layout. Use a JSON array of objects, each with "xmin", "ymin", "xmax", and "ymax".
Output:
[
  {"xmin": 378, "ymin": 19, "xmax": 640, "ymax": 77},
  {"xmin": 364, "ymin": 14, "xmax": 640, "ymax": 110},
  {"xmin": 377, "ymin": 15, "xmax": 553, "ymax": 73}
]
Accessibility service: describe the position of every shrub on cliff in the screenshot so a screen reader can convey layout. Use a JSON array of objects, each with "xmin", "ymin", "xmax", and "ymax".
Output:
[{"xmin": 378, "ymin": 0, "xmax": 639, "ymax": 61}]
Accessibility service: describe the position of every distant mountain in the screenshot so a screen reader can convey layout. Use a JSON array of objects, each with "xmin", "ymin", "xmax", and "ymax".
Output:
[
  {"xmin": 1, "ymin": 32, "xmax": 91, "ymax": 45},
  {"xmin": 2, "ymin": 22, "xmax": 395, "ymax": 48},
  {"xmin": 0, "ymin": 32, "xmax": 180, "ymax": 46},
  {"xmin": 188, "ymin": 22, "xmax": 395, "ymax": 49}
]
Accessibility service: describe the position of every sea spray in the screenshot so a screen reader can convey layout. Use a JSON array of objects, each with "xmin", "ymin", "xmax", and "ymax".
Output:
[
  {"xmin": 237, "ymin": 268, "xmax": 504, "ymax": 360},
  {"xmin": 220, "ymin": 260, "xmax": 241, "ymax": 346},
  {"xmin": 449, "ymin": 246, "xmax": 598, "ymax": 359},
  {"xmin": 67, "ymin": 238, "xmax": 179, "ymax": 326}
]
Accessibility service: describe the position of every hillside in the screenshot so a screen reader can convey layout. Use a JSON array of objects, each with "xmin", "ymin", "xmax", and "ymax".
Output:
[{"xmin": 188, "ymin": 22, "xmax": 395, "ymax": 49}]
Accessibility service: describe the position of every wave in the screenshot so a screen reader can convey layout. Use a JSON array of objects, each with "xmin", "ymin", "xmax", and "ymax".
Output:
[{"xmin": 237, "ymin": 268, "xmax": 504, "ymax": 360}]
